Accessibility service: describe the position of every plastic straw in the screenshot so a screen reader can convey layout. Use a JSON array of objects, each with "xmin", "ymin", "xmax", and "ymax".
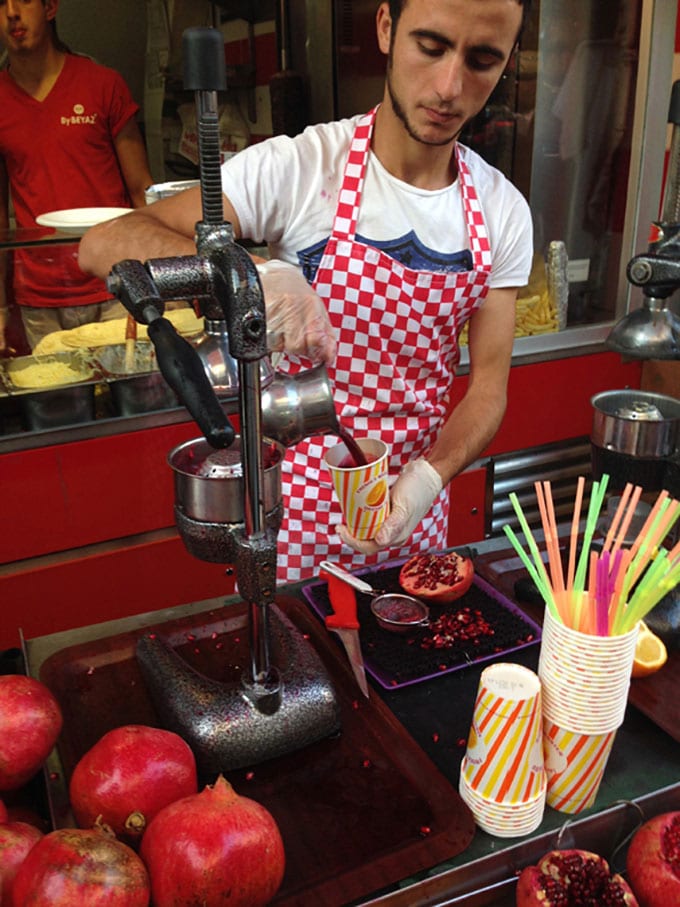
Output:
[
  {"xmin": 535, "ymin": 481, "xmax": 564, "ymax": 597},
  {"xmin": 572, "ymin": 476, "xmax": 609, "ymax": 627},
  {"xmin": 616, "ymin": 550, "xmax": 672, "ymax": 633},
  {"xmin": 596, "ymin": 550, "xmax": 610, "ymax": 636},
  {"xmin": 602, "ymin": 483, "xmax": 633, "ymax": 553},
  {"xmin": 544, "ymin": 481, "xmax": 565, "ymax": 593},
  {"xmin": 567, "ymin": 476, "xmax": 585, "ymax": 592},
  {"xmin": 624, "ymin": 497, "xmax": 673, "ymax": 595},
  {"xmin": 502, "ymin": 523, "xmax": 559, "ymax": 619},
  {"xmin": 610, "ymin": 484, "xmax": 643, "ymax": 562}
]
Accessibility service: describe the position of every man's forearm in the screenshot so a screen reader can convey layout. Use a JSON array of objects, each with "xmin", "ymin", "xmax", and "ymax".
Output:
[
  {"xmin": 425, "ymin": 386, "xmax": 508, "ymax": 487},
  {"xmin": 78, "ymin": 211, "xmax": 197, "ymax": 280}
]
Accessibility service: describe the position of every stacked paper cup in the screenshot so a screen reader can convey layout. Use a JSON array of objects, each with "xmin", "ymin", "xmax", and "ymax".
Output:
[
  {"xmin": 459, "ymin": 663, "xmax": 546, "ymax": 837},
  {"xmin": 538, "ymin": 608, "xmax": 639, "ymax": 814}
]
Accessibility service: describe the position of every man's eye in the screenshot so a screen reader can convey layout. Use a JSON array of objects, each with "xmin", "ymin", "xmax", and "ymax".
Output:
[
  {"xmin": 417, "ymin": 40, "xmax": 445, "ymax": 57},
  {"xmin": 467, "ymin": 54, "xmax": 502, "ymax": 72}
]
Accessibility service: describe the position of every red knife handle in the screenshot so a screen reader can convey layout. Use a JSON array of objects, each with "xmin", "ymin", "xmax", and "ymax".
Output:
[{"xmin": 322, "ymin": 571, "xmax": 360, "ymax": 630}]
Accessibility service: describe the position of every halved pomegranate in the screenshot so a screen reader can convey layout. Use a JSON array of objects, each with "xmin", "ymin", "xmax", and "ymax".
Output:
[
  {"xmin": 516, "ymin": 849, "xmax": 638, "ymax": 906},
  {"xmin": 626, "ymin": 811, "xmax": 680, "ymax": 907},
  {"xmin": 399, "ymin": 551, "xmax": 474, "ymax": 603}
]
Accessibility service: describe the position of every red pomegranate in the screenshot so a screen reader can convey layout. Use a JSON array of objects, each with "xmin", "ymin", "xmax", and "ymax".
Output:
[
  {"xmin": 399, "ymin": 551, "xmax": 474, "ymax": 603},
  {"xmin": 69, "ymin": 725, "xmax": 198, "ymax": 845},
  {"xmin": 516, "ymin": 849, "xmax": 638, "ymax": 906},
  {"xmin": 10, "ymin": 826, "xmax": 150, "ymax": 906},
  {"xmin": 626, "ymin": 811, "xmax": 680, "ymax": 907},
  {"xmin": 0, "ymin": 820, "xmax": 43, "ymax": 903},
  {"xmin": 141, "ymin": 774, "xmax": 285, "ymax": 907},
  {"xmin": 0, "ymin": 675, "xmax": 63, "ymax": 790}
]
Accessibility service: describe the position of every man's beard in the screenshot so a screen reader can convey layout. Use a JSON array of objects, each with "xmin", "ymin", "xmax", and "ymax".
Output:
[{"xmin": 386, "ymin": 60, "xmax": 462, "ymax": 148}]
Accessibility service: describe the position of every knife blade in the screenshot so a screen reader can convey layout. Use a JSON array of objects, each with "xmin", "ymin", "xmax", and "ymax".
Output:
[{"xmin": 321, "ymin": 569, "xmax": 370, "ymax": 698}]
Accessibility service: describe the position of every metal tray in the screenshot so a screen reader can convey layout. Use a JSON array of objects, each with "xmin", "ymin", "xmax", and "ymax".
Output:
[
  {"xmin": 303, "ymin": 558, "xmax": 541, "ymax": 689},
  {"xmin": 93, "ymin": 344, "xmax": 178, "ymax": 415},
  {"xmin": 0, "ymin": 350, "xmax": 100, "ymax": 396}
]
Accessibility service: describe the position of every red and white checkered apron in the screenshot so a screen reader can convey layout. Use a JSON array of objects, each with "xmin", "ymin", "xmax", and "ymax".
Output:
[{"xmin": 277, "ymin": 108, "xmax": 492, "ymax": 583}]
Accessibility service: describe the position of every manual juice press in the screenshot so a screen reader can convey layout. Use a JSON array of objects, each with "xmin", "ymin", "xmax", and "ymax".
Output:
[{"xmin": 105, "ymin": 28, "xmax": 342, "ymax": 775}]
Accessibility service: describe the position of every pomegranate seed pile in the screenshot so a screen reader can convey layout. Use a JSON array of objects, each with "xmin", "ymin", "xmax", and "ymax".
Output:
[
  {"xmin": 537, "ymin": 852, "xmax": 633, "ymax": 906},
  {"xmin": 421, "ymin": 607, "xmax": 494, "ymax": 650}
]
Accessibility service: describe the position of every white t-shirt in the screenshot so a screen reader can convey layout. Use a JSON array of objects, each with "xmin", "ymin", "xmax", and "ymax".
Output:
[{"xmin": 221, "ymin": 115, "xmax": 533, "ymax": 290}]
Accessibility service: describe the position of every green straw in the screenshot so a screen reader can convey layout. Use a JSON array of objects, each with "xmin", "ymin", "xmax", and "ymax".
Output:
[
  {"xmin": 573, "ymin": 475, "xmax": 609, "ymax": 594},
  {"xmin": 503, "ymin": 523, "xmax": 559, "ymax": 619},
  {"xmin": 507, "ymin": 492, "xmax": 559, "ymax": 620},
  {"xmin": 569, "ymin": 475, "xmax": 609, "ymax": 631},
  {"xmin": 615, "ymin": 551, "xmax": 680, "ymax": 634}
]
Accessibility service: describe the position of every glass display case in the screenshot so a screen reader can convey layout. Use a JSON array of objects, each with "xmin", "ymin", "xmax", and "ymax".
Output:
[
  {"xmin": 1, "ymin": 0, "xmax": 675, "ymax": 454},
  {"xmin": 0, "ymin": 228, "xmax": 201, "ymax": 450}
]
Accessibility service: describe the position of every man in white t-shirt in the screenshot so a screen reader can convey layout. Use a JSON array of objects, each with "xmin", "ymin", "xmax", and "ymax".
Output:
[{"xmin": 80, "ymin": 0, "xmax": 534, "ymax": 583}]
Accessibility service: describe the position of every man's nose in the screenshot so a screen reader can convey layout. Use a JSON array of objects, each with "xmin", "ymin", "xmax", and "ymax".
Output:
[{"xmin": 435, "ymin": 55, "xmax": 464, "ymax": 101}]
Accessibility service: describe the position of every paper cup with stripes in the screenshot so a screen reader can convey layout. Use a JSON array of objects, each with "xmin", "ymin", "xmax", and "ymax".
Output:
[
  {"xmin": 462, "ymin": 663, "xmax": 545, "ymax": 808},
  {"xmin": 324, "ymin": 438, "xmax": 389, "ymax": 540},
  {"xmin": 543, "ymin": 717, "xmax": 617, "ymax": 814},
  {"xmin": 459, "ymin": 770, "xmax": 546, "ymax": 837}
]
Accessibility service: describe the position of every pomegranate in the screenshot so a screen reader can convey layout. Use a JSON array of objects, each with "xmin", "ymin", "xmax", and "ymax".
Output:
[
  {"xmin": 516, "ymin": 849, "xmax": 638, "ymax": 906},
  {"xmin": 399, "ymin": 551, "xmax": 474, "ymax": 603},
  {"xmin": 0, "ymin": 821, "xmax": 43, "ymax": 904},
  {"xmin": 141, "ymin": 774, "xmax": 285, "ymax": 907},
  {"xmin": 69, "ymin": 725, "xmax": 198, "ymax": 846},
  {"xmin": 0, "ymin": 797, "xmax": 7, "ymax": 823},
  {"xmin": 626, "ymin": 811, "xmax": 680, "ymax": 907},
  {"xmin": 0, "ymin": 674, "xmax": 62, "ymax": 791},
  {"xmin": 10, "ymin": 826, "xmax": 150, "ymax": 906}
]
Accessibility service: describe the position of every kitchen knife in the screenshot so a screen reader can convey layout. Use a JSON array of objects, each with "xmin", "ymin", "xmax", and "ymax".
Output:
[{"xmin": 321, "ymin": 569, "xmax": 370, "ymax": 698}]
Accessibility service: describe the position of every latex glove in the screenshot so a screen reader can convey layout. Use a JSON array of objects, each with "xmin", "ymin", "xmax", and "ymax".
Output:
[
  {"xmin": 336, "ymin": 457, "xmax": 443, "ymax": 554},
  {"xmin": 256, "ymin": 260, "xmax": 336, "ymax": 364}
]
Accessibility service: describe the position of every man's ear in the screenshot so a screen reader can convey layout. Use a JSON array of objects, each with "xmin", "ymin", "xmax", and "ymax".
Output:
[
  {"xmin": 376, "ymin": 3, "xmax": 392, "ymax": 56},
  {"xmin": 45, "ymin": 0, "xmax": 60, "ymax": 23}
]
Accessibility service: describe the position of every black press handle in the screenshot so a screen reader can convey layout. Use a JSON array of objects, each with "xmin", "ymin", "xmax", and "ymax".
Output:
[
  {"xmin": 182, "ymin": 27, "xmax": 227, "ymax": 92},
  {"xmin": 147, "ymin": 318, "xmax": 235, "ymax": 449}
]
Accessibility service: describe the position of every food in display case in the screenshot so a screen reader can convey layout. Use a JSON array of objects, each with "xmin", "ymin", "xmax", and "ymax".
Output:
[{"xmin": 31, "ymin": 307, "xmax": 204, "ymax": 354}]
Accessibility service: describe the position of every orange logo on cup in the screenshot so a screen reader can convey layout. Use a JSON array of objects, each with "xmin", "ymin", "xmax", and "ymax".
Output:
[{"xmin": 366, "ymin": 479, "xmax": 387, "ymax": 508}]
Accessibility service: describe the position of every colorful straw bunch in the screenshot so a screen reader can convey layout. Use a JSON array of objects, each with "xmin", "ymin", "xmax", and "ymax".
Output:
[{"xmin": 503, "ymin": 474, "xmax": 680, "ymax": 636}]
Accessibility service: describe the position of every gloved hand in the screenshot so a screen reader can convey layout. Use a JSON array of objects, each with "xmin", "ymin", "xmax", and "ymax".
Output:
[
  {"xmin": 336, "ymin": 457, "xmax": 443, "ymax": 554},
  {"xmin": 256, "ymin": 260, "xmax": 336, "ymax": 364}
]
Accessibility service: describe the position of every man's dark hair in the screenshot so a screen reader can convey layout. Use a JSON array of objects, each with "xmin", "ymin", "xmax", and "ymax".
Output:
[
  {"xmin": 41, "ymin": 0, "xmax": 71, "ymax": 53},
  {"xmin": 387, "ymin": 0, "xmax": 532, "ymax": 43}
]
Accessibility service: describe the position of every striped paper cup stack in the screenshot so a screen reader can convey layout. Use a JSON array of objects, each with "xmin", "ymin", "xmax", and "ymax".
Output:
[
  {"xmin": 538, "ymin": 608, "xmax": 639, "ymax": 813},
  {"xmin": 459, "ymin": 663, "xmax": 546, "ymax": 837}
]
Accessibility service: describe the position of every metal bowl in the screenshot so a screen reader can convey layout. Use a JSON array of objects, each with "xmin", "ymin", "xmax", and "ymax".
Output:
[
  {"xmin": 591, "ymin": 389, "xmax": 680, "ymax": 458},
  {"xmin": 168, "ymin": 435, "xmax": 284, "ymax": 524},
  {"xmin": 370, "ymin": 594, "xmax": 429, "ymax": 634}
]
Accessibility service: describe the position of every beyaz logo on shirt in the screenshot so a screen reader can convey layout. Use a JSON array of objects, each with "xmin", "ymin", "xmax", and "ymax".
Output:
[{"xmin": 61, "ymin": 103, "xmax": 97, "ymax": 126}]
